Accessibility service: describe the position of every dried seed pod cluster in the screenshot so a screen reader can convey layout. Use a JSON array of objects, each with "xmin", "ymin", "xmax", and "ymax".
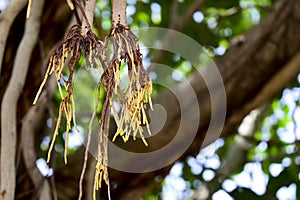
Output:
[
  {"xmin": 33, "ymin": 1, "xmax": 153, "ymax": 199},
  {"xmin": 34, "ymin": 9, "xmax": 153, "ymax": 200},
  {"xmin": 93, "ymin": 24, "xmax": 153, "ymax": 196},
  {"xmin": 108, "ymin": 24, "xmax": 153, "ymax": 146},
  {"xmin": 34, "ymin": 24, "xmax": 104, "ymax": 164}
]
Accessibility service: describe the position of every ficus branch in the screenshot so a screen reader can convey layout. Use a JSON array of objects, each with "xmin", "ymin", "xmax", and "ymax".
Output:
[
  {"xmin": 0, "ymin": 0, "xmax": 28, "ymax": 73},
  {"xmin": 81, "ymin": 0, "xmax": 96, "ymax": 36},
  {"xmin": 1, "ymin": 0, "xmax": 45, "ymax": 199},
  {"xmin": 111, "ymin": 0, "xmax": 127, "ymax": 26}
]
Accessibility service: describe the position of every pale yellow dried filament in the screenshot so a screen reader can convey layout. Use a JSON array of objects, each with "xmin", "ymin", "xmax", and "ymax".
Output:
[
  {"xmin": 33, "ymin": 61, "xmax": 52, "ymax": 105},
  {"xmin": 57, "ymin": 81, "xmax": 64, "ymax": 100},
  {"xmin": 47, "ymin": 103, "xmax": 64, "ymax": 163},
  {"xmin": 64, "ymin": 127, "xmax": 69, "ymax": 164},
  {"xmin": 26, "ymin": 0, "xmax": 32, "ymax": 19},
  {"xmin": 66, "ymin": 0, "xmax": 74, "ymax": 10},
  {"xmin": 72, "ymin": 96, "xmax": 79, "ymax": 131}
]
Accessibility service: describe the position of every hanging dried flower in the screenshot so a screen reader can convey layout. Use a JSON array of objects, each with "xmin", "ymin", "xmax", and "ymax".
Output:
[
  {"xmin": 33, "ymin": 0, "xmax": 153, "ymax": 199},
  {"xmin": 108, "ymin": 24, "xmax": 153, "ymax": 146},
  {"xmin": 33, "ymin": 23, "xmax": 104, "ymax": 164}
]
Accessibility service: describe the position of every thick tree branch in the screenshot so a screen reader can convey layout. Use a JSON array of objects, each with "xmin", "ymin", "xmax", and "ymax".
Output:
[
  {"xmin": 81, "ymin": 0, "xmax": 96, "ymax": 36},
  {"xmin": 111, "ymin": 0, "xmax": 127, "ymax": 26},
  {"xmin": 107, "ymin": 0, "xmax": 300, "ymax": 198},
  {"xmin": 0, "ymin": 0, "xmax": 27, "ymax": 74},
  {"xmin": 0, "ymin": 0, "xmax": 44, "ymax": 199},
  {"xmin": 222, "ymin": 52, "xmax": 300, "ymax": 135}
]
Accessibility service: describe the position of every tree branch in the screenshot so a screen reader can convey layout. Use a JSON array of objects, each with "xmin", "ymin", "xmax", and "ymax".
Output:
[
  {"xmin": 111, "ymin": 0, "xmax": 127, "ymax": 26},
  {"xmin": 21, "ymin": 73, "xmax": 56, "ymax": 200},
  {"xmin": 222, "ymin": 52, "xmax": 300, "ymax": 135},
  {"xmin": 0, "ymin": 0, "xmax": 27, "ymax": 74},
  {"xmin": 0, "ymin": 0, "xmax": 45, "ymax": 199},
  {"xmin": 189, "ymin": 106, "xmax": 266, "ymax": 200},
  {"xmin": 81, "ymin": 0, "xmax": 96, "ymax": 36},
  {"xmin": 151, "ymin": 0, "xmax": 205, "ymax": 67},
  {"xmin": 21, "ymin": 93, "xmax": 52, "ymax": 200}
]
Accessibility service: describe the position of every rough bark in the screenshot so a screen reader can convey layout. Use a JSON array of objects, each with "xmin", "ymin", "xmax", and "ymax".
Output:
[
  {"xmin": 0, "ymin": 0, "xmax": 44, "ymax": 199},
  {"xmin": 0, "ymin": 0, "xmax": 27, "ymax": 73},
  {"xmin": 111, "ymin": 0, "xmax": 127, "ymax": 26},
  {"xmin": 81, "ymin": 0, "xmax": 96, "ymax": 36},
  {"xmin": 0, "ymin": 1, "xmax": 72, "ymax": 199}
]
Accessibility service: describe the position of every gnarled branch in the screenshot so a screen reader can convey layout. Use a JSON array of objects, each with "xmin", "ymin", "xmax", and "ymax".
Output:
[
  {"xmin": 0, "ymin": 0, "xmax": 27, "ymax": 73},
  {"xmin": 0, "ymin": 0, "xmax": 45, "ymax": 199}
]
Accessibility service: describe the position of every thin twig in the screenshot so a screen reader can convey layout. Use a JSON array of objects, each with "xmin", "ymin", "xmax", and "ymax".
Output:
[
  {"xmin": 104, "ymin": 106, "xmax": 111, "ymax": 200},
  {"xmin": 78, "ymin": 78, "xmax": 103, "ymax": 200}
]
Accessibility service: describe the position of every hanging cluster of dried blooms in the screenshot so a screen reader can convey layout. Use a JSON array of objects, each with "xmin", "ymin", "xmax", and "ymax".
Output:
[
  {"xmin": 33, "ymin": 24, "xmax": 104, "ymax": 164},
  {"xmin": 109, "ymin": 24, "xmax": 153, "ymax": 146},
  {"xmin": 33, "ymin": 0, "xmax": 153, "ymax": 199}
]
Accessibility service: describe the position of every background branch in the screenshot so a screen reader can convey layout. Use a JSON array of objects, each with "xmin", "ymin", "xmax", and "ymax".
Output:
[
  {"xmin": 222, "ymin": 52, "xmax": 300, "ymax": 135},
  {"xmin": 0, "ymin": 0, "xmax": 45, "ymax": 199},
  {"xmin": 151, "ymin": 0, "xmax": 205, "ymax": 67},
  {"xmin": 0, "ymin": 0, "xmax": 27, "ymax": 74},
  {"xmin": 189, "ymin": 106, "xmax": 266, "ymax": 199},
  {"xmin": 21, "ymin": 74, "xmax": 56, "ymax": 200}
]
